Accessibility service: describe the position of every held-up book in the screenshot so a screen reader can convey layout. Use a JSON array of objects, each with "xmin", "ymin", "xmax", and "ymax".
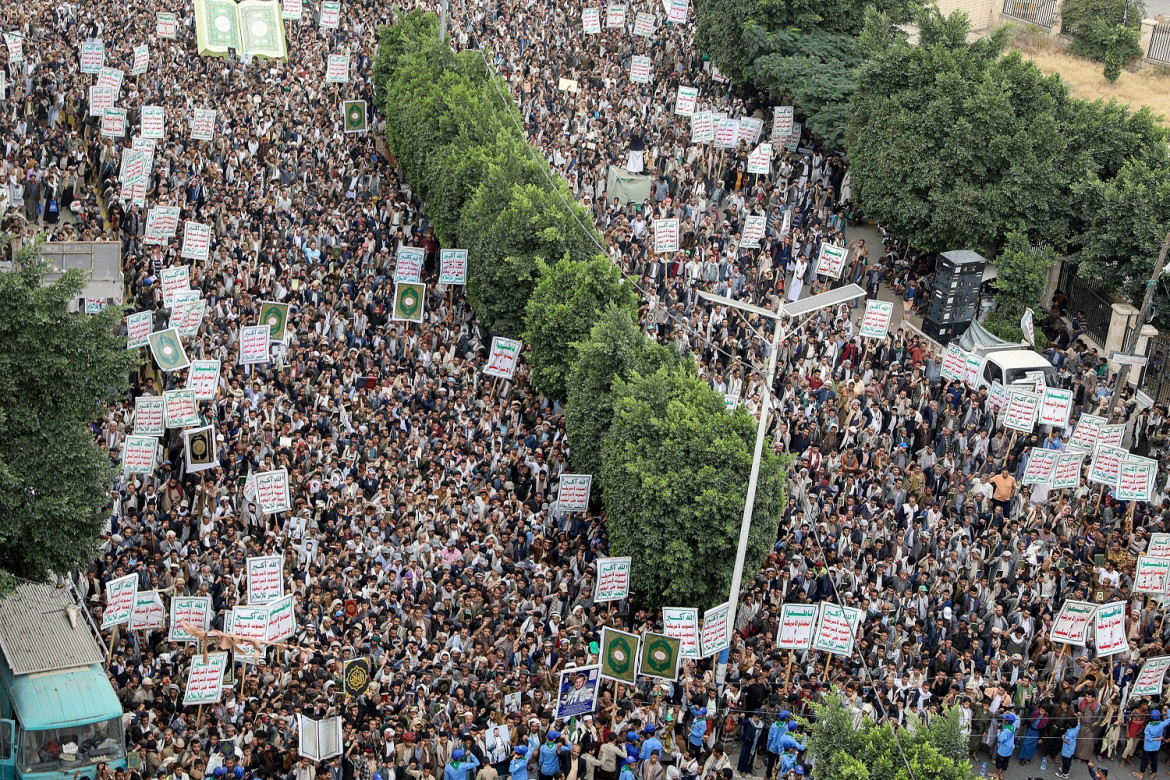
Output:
[
  {"xmin": 194, "ymin": 0, "xmax": 287, "ymax": 59},
  {"xmin": 298, "ymin": 715, "xmax": 342, "ymax": 762}
]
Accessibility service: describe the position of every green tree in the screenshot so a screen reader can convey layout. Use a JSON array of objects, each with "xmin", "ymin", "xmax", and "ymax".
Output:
[
  {"xmin": 806, "ymin": 690, "xmax": 971, "ymax": 780},
  {"xmin": 565, "ymin": 307, "xmax": 682, "ymax": 484},
  {"xmin": 524, "ymin": 255, "xmax": 638, "ymax": 401},
  {"xmin": 1062, "ymin": 0, "xmax": 1144, "ymax": 62},
  {"xmin": 601, "ymin": 363, "xmax": 787, "ymax": 611},
  {"xmin": 984, "ymin": 231, "xmax": 1056, "ymax": 343},
  {"xmin": 0, "ymin": 239, "xmax": 140, "ymax": 592}
]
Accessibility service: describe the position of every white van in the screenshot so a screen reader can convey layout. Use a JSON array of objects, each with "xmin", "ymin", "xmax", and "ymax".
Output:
[{"xmin": 956, "ymin": 320, "xmax": 1059, "ymax": 390}]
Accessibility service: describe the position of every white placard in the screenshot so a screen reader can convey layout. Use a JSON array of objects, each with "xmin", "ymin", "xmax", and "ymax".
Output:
[
  {"xmin": 134, "ymin": 396, "xmax": 166, "ymax": 437},
  {"xmin": 320, "ymin": 0, "xmax": 341, "ymax": 28},
  {"xmin": 699, "ymin": 602, "xmax": 731, "ymax": 657},
  {"xmin": 80, "ymin": 41, "xmax": 105, "ymax": 74},
  {"xmin": 255, "ymin": 468, "xmax": 292, "ymax": 514},
  {"xmin": 691, "ymin": 111, "xmax": 714, "ymax": 143},
  {"xmin": 777, "ymin": 603, "xmax": 818, "ymax": 650},
  {"xmin": 811, "ymin": 603, "xmax": 862, "ymax": 656},
  {"xmin": 181, "ymin": 221, "xmax": 212, "ymax": 261},
  {"xmin": 130, "ymin": 591, "xmax": 166, "ymax": 630},
  {"xmin": 1118, "ymin": 459, "xmax": 1157, "ymax": 502},
  {"xmin": 583, "ymin": 8, "xmax": 602, "ymax": 33},
  {"xmin": 122, "ymin": 436, "xmax": 157, "ymax": 474},
  {"xmin": 131, "ymin": 45, "xmax": 150, "ymax": 75},
  {"xmin": 653, "ymin": 218, "xmax": 679, "ymax": 253},
  {"xmin": 634, "ymin": 12, "xmax": 655, "ymax": 35},
  {"xmin": 484, "ymin": 337, "xmax": 522, "ymax": 379},
  {"xmin": 594, "ymin": 557, "xmax": 632, "ymax": 602},
  {"xmin": 558, "ymin": 474, "xmax": 593, "ymax": 511},
  {"xmin": 439, "ymin": 249, "xmax": 468, "ymax": 285},
  {"xmin": 188, "ymin": 360, "xmax": 221, "ymax": 400},
  {"xmin": 1040, "ymin": 387, "xmax": 1073, "ymax": 429},
  {"xmin": 395, "ymin": 246, "xmax": 425, "ymax": 283},
  {"xmin": 326, "ymin": 53, "xmax": 349, "ymax": 83},
  {"xmin": 190, "ymin": 109, "xmax": 217, "ymax": 141},
  {"xmin": 662, "ymin": 607, "xmax": 700, "ymax": 659},
  {"xmin": 141, "ymin": 106, "xmax": 166, "ymax": 140},
  {"xmin": 1049, "ymin": 600, "xmax": 1095, "ymax": 646},
  {"xmin": 815, "ymin": 242, "xmax": 848, "ymax": 278},
  {"xmin": 859, "ymin": 300, "xmax": 893, "ymax": 339},
  {"xmin": 1004, "ymin": 389, "xmax": 1040, "ymax": 433},
  {"xmin": 1133, "ymin": 656, "xmax": 1170, "ymax": 697},
  {"xmin": 170, "ymin": 596, "xmax": 212, "ymax": 642},
  {"xmin": 184, "ymin": 653, "xmax": 229, "ymax": 705},
  {"xmin": 1094, "ymin": 601, "xmax": 1127, "ymax": 657},
  {"xmin": 1067, "ymin": 413, "xmax": 1105, "ymax": 452},
  {"xmin": 676, "ymin": 85, "xmax": 697, "ymax": 116},
  {"xmin": 606, "ymin": 4, "xmax": 627, "ymax": 27},
  {"xmin": 740, "ymin": 215, "xmax": 766, "ymax": 249},
  {"xmin": 163, "ymin": 388, "xmax": 199, "ymax": 428},
  {"xmin": 101, "ymin": 573, "xmax": 138, "ymax": 628},
  {"xmin": 239, "ymin": 324, "xmax": 271, "ymax": 364},
  {"xmin": 771, "ymin": 106, "xmax": 794, "ymax": 141},
  {"xmin": 713, "ymin": 118, "xmax": 739, "ymax": 149},
  {"xmin": 630, "ymin": 55, "xmax": 651, "ymax": 83},
  {"xmin": 247, "ymin": 555, "xmax": 284, "ymax": 605}
]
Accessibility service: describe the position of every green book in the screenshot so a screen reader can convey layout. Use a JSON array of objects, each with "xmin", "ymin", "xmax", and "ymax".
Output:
[{"xmin": 195, "ymin": 0, "xmax": 287, "ymax": 59}]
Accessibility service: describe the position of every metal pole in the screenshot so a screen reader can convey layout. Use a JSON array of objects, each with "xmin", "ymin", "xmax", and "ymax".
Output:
[
  {"xmin": 1107, "ymin": 230, "xmax": 1170, "ymax": 415},
  {"xmin": 439, "ymin": 0, "xmax": 448, "ymax": 43},
  {"xmin": 725, "ymin": 303, "xmax": 785, "ymax": 618}
]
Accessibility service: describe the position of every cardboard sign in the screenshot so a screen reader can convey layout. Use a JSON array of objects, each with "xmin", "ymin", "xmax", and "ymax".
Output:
[
  {"xmin": 771, "ymin": 106, "xmax": 794, "ymax": 141},
  {"xmin": 1088, "ymin": 444, "xmax": 1128, "ymax": 488},
  {"xmin": 89, "ymin": 86, "xmax": 116, "ymax": 117},
  {"xmin": 395, "ymin": 246, "xmax": 425, "ymax": 283},
  {"xmin": 740, "ymin": 215, "xmax": 766, "ymax": 249},
  {"xmin": 700, "ymin": 602, "xmax": 731, "ymax": 657},
  {"xmin": 1040, "ymin": 387, "xmax": 1073, "ymax": 428},
  {"xmin": 1094, "ymin": 601, "xmax": 1127, "ymax": 657},
  {"xmin": 97, "ymin": 67, "xmax": 124, "ymax": 95},
  {"xmin": 191, "ymin": 109, "xmax": 216, "ymax": 141},
  {"xmin": 320, "ymin": 0, "xmax": 341, "ymax": 28},
  {"xmin": 247, "ymin": 555, "xmax": 284, "ymax": 605},
  {"xmin": 163, "ymin": 388, "xmax": 199, "ymax": 428},
  {"xmin": 1098, "ymin": 423, "xmax": 1126, "ymax": 448},
  {"xmin": 157, "ymin": 12, "xmax": 178, "ymax": 38},
  {"xmin": 101, "ymin": 109, "xmax": 127, "ymax": 138},
  {"xmin": 1049, "ymin": 451, "xmax": 1085, "ymax": 489},
  {"xmin": 169, "ymin": 596, "xmax": 212, "ymax": 642},
  {"xmin": 130, "ymin": 591, "xmax": 166, "ymax": 630},
  {"xmin": 1133, "ymin": 656, "xmax": 1170, "ymax": 698},
  {"xmin": 653, "ymin": 218, "xmax": 679, "ymax": 253},
  {"xmin": 633, "ymin": 11, "xmax": 654, "ymax": 36},
  {"xmin": 738, "ymin": 117, "xmax": 764, "ymax": 145},
  {"xmin": 5, "ymin": 33, "xmax": 24, "ymax": 63},
  {"xmin": 939, "ymin": 344, "xmax": 966, "ymax": 382},
  {"xmin": 713, "ymin": 118, "xmax": 739, "ymax": 149},
  {"xmin": 180, "ymin": 221, "xmax": 212, "ymax": 261},
  {"xmin": 676, "ymin": 85, "xmax": 697, "ymax": 116},
  {"xmin": 173, "ymin": 298, "xmax": 206, "ymax": 338},
  {"xmin": 606, "ymin": 4, "xmax": 627, "ymax": 27},
  {"xmin": 126, "ymin": 310, "xmax": 153, "ymax": 350},
  {"xmin": 121, "ymin": 435, "xmax": 157, "ymax": 475},
  {"xmin": 816, "ymin": 242, "xmax": 848, "ymax": 278},
  {"xmin": 325, "ymin": 53, "xmax": 349, "ymax": 83},
  {"xmin": 812, "ymin": 603, "xmax": 862, "ymax": 656},
  {"xmin": 146, "ymin": 205, "xmax": 180, "ymax": 240},
  {"xmin": 583, "ymin": 7, "xmax": 602, "ymax": 33},
  {"xmin": 255, "ymin": 468, "xmax": 292, "ymax": 514},
  {"xmin": 558, "ymin": 474, "xmax": 593, "ymax": 511},
  {"xmin": 239, "ymin": 324, "xmax": 271, "ymax": 364},
  {"xmin": 594, "ymin": 556, "xmax": 632, "ymax": 602},
  {"xmin": 746, "ymin": 142, "xmax": 771, "ymax": 175},
  {"xmin": 131, "ymin": 45, "xmax": 150, "ymax": 75},
  {"xmin": 691, "ymin": 111, "xmax": 714, "ymax": 143},
  {"xmin": 439, "ymin": 249, "xmax": 468, "ymax": 285},
  {"xmin": 1135, "ymin": 555, "xmax": 1170, "ymax": 594},
  {"xmin": 859, "ymin": 300, "xmax": 893, "ymax": 339},
  {"xmin": 1004, "ymin": 389, "xmax": 1040, "ymax": 433},
  {"xmin": 80, "ymin": 41, "xmax": 105, "ymax": 74},
  {"xmin": 101, "ymin": 573, "xmax": 138, "ymax": 628},
  {"xmin": 141, "ymin": 106, "xmax": 166, "ymax": 139},
  {"xmin": 184, "ymin": 653, "xmax": 229, "ymax": 705},
  {"xmin": 662, "ymin": 607, "xmax": 700, "ymax": 659},
  {"xmin": 265, "ymin": 594, "xmax": 296, "ymax": 642},
  {"xmin": 667, "ymin": 0, "xmax": 689, "ymax": 22},
  {"xmin": 1021, "ymin": 447, "xmax": 1058, "ymax": 486},
  {"xmin": 1118, "ymin": 459, "xmax": 1157, "ymax": 502},
  {"xmin": 1067, "ymin": 413, "xmax": 1105, "ymax": 452},
  {"xmin": 484, "ymin": 337, "xmax": 522, "ymax": 379},
  {"xmin": 777, "ymin": 603, "xmax": 818, "ymax": 650},
  {"xmin": 1149, "ymin": 534, "xmax": 1170, "ymax": 557},
  {"xmin": 1049, "ymin": 600, "xmax": 1095, "ymax": 646},
  {"xmin": 630, "ymin": 55, "xmax": 651, "ymax": 83},
  {"xmin": 962, "ymin": 352, "xmax": 986, "ymax": 388},
  {"xmin": 134, "ymin": 396, "xmax": 166, "ymax": 437},
  {"xmin": 283, "ymin": 0, "xmax": 304, "ymax": 19}
]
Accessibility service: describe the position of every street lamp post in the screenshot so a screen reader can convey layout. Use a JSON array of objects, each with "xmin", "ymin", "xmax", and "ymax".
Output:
[{"xmin": 698, "ymin": 284, "xmax": 867, "ymax": 630}]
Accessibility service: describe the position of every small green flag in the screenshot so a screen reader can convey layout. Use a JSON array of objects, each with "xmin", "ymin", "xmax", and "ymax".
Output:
[
  {"xmin": 638, "ymin": 632, "xmax": 681, "ymax": 680},
  {"xmin": 343, "ymin": 100, "xmax": 367, "ymax": 133},
  {"xmin": 599, "ymin": 627, "xmax": 639, "ymax": 684},
  {"xmin": 393, "ymin": 282, "xmax": 426, "ymax": 323}
]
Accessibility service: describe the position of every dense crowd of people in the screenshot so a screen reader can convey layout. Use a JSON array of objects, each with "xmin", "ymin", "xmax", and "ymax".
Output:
[{"xmin": 4, "ymin": 2, "xmax": 1170, "ymax": 780}]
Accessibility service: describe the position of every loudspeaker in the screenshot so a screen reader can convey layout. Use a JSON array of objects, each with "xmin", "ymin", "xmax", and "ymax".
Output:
[
  {"xmin": 922, "ymin": 316, "xmax": 972, "ymax": 345},
  {"xmin": 927, "ymin": 250, "xmax": 987, "ymax": 326}
]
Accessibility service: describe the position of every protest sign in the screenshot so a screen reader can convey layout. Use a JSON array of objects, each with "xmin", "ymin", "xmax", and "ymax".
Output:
[
  {"xmin": 738, "ymin": 117, "xmax": 764, "ymax": 145},
  {"xmin": 700, "ymin": 602, "xmax": 731, "ymax": 657},
  {"xmin": 583, "ymin": 8, "xmax": 602, "ymax": 33},
  {"xmin": 265, "ymin": 594, "xmax": 296, "ymax": 642},
  {"xmin": 160, "ymin": 265, "xmax": 190, "ymax": 307},
  {"xmin": 283, "ymin": 0, "xmax": 304, "ymax": 19},
  {"xmin": 1021, "ymin": 448, "xmax": 1058, "ymax": 486},
  {"xmin": 1135, "ymin": 555, "xmax": 1170, "ymax": 594},
  {"xmin": 1049, "ymin": 451, "xmax": 1085, "ymax": 489},
  {"xmin": 747, "ymin": 143, "xmax": 771, "ymax": 175},
  {"xmin": 772, "ymin": 106, "xmax": 794, "ymax": 141},
  {"xmin": 147, "ymin": 206, "xmax": 180, "ymax": 239},
  {"xmin": 88, "ymin": 86, "xmax": 115, "ymax": 117},
  {"xmin": 439, "ymin": 249, "xmax": 468, "ymax": 285},
  {"xmin": 320, "ymin": 0, "xmax": 341, "ymax": 27},
  {"xmin": 654, "ymin": 218, "xmax": 679, "ymax": 253},
  {"xmin": 784, "ymin": 121, "xmax": 802, "ymax": 150},
  {"xmin": 662, "ymin": 607, "xmax": 700, "ymax": 659},
  {"xmin": 149, "ymin": 328, "xmax": 190, "ymax": 373},
  {"xmin": 80, "ymin": 41, "xmax": 105, "ymax": 73},
  {"xmin": 255, "ymin": 468, "xmax": 292, "ymax": 514},
  {"xmin": 180, "ymin": 221, "xmax": 212, "ymax": 261},
  {"xmin": 740, "ymin": 215, "xmax": 766, "ymax": 249},
  {"xmin": 163, "ymin": 388, "xmax": 199, "ymax": 428},
  {"xmin": 239, "ymin": 324, "xmax": 271, "ymax": 364},
  {"xmin": 183, "ymin": 425, "xmax": 218, "ymax": 472},
  {"xmin": 130, "ymin": 591, "xmax": 166, "ymax": 630},
  {"xmin": 1094, "ymin": 601, "xmax": 1127, "ymax": 657},
  {"xmin": 594, "ymin": 557, "xmax": 632, "ymax": 602},
  {"xmin": 395, "ymin": 246, "xmax": 425, "ymax": 283},
  {"xmin": 676, "ymin": 85, "xmax": 697, "ymax": 116},
  {"xmin": 170, "ymin": 596, "xmax": 212, "ymax": 642},
  {"xmin": 85, "ymin": 299, "xmax": 109, "ymax": 315},
  {"xmin": 134, "ymin": 396, "xmax": 165, "ymax": 437},
  {"xmin": 1133, "ymin": 656, "xmax": 1170, "ymax": 698},
  {"xmin": 127, "ymin": 310, "xmax": 153, "ymax": 349},
  {"xmin": 484, "ymin": 337, "xmax": 522, "ymax": 379},
  {"xmin": 606, "ymin": 4, "xmax": 627, "ymax": 27},
  {"xmin": 691, "ymin": 111, "xmax": 714, "ymax": 143},
  {"xmin": 184, "ymin": 653, "xmax": 229, "ymax": 705},
  {"xmin": 326, "ymin": 53, "xmax": 349, "ymax": 83},
  {"xmin": 141, "ymin": 106, "xmax": 166, "ymax": 139},
  {"xmin": 101, "ymin": 573, "xmax": 138, "ymax": 628},
  {"xmin": 1040, "ymin": 387, "xmax": 1073, "ymax": 428},
  {"xmin": 599, "ymin": 627, "xmax": 639, "ymax": 684},
  {"xmin": 962, "ymin": 352, "xmax": 985, "ymax": 388},
  {"xmin": 556, "ymin": 665, "xmax": 600, "ymax": 718},
  {"xmin": 1088, "ymin": 444, "xmax": 1127, "ymax": 488},
  {"xmin": 713, "ymin": 118, "xmax": 739, "ymax": 148},
  {"xmin": 812, "ymin": 603, "xmax": 862, "ymax": 656},
  {"xmin": 630, "ymin": 55, "xmax": 651, "ymax": 83},
  {"xmin": 1067, "ymin": 413, "xmax": 1105, "ymax": 452},
  {"xmin": 815, "ymin": 242, "xmax": 848, "ymax": 278},
  {"xmin": 1151, "ymin": 534, "xmax": 1170, "ymax": 557},
  {"xmin": 97, "ymin": 67, "xmax": 124, "ymax": 95},
  {"xmin": 101, "ymin": 108, "xmax": 127, "ymax": 138},
  {"xmin": 859, "ymin": 300, "xmax": 893, "ymax": 339},
  {"xmin": 132, "ymin": 45, "xmax": 149, "ymax": 75},
  {"xmin": 1098, "ymin": 423, "xmax": 1127, "ymax": 449},
  {"xmin": 248, "ymin": 555, "xmax": 284, "ymax": 604},
  {"xmin": 157, "ymin": 12, "xmax": 178, "ymax": 38},
  {"xmin": 634, "ymin": 12, "xmax": 655, "ymax": 35},
  {"xmin": 1118, "ymin": 459, "xmax": 1157, "ymax": 502},
  {"xmin": 667, "ymin": 0, "xmax": 689, "ymax": 21},
  {"xmin": 191, "ymin": 109, "xmax": 217, "ymax": 141},
  {"xmin": 232, "ymin": 606, "xmax": 270, "ymax": 648},
  {"xmin": 5, "ymin": 33, "xmax": 23, "ymax": 63},
  {"xmin": 777, "ymin": 603, "xmax": 818, "ymax": 650},
  {"xmin": 1004, "ymin": 389, "xmax": 1040, "ymax": 433},
  {"xmin": 558, "ymin": 474, "xmax": 593, "ymax": 510},
  {"xmin": 1050, "ymin": 600, "xmax": 1095, "ymax": 646},
  {"xmin": 638, "ymin": 633, "xmax": 681, "ymax": 680},
  {"xmin": 122, "ymin": 436, "xmax": 157, "ymax": 475},
  {"xmin": 172, "ymin": 298, "xmax": 206, "ymax": 338}
]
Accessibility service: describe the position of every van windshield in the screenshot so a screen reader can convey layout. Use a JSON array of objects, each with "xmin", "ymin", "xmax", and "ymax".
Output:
[{"xmin": 19, "ymin": 718, "xmax": 125, "ymax": 773}]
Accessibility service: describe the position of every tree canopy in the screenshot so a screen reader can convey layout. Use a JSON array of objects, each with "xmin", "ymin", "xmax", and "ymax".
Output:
[{"xmin": 0, "ymin": 239, "xmax": 139, "ymax": 592}]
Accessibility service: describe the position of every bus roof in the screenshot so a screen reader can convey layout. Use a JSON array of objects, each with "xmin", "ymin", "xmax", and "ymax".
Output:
[
  {"xmin": 8, "ymin": 666, "xmax": 123, "ymax": 729},
  {"xmin": 0, "ymin": 581, "xmax": 106, "ymax": 675}
]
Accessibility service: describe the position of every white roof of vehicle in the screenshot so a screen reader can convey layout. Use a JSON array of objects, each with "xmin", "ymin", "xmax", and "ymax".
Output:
[{"xmin": 988, "ymin": 351, "xmax": 1055, "ymax": 371}]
